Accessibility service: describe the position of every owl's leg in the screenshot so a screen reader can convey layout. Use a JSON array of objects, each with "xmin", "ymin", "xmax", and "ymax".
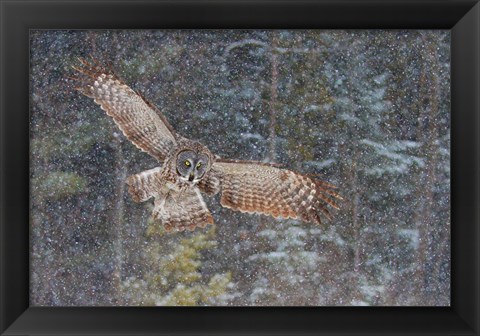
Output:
[
  {"xmin": 166, "ymin": 191, "xmax": 182, "ymax": 211},
  {"xmin": 151, "ymin": 190, "xmax": 182, "ymax": 231},
  {"xmin": 152, "ymin": 196, "xmax": 167, "ymax": 222}
]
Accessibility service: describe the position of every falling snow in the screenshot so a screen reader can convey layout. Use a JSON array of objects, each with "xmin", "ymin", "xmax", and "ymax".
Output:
[{"xmin": 30, "ymin": 30, "xmax": 450, "ymax": 306}]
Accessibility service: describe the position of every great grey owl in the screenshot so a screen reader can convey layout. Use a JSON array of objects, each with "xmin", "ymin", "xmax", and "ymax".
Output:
[{"xmin": 72, "ymin": 58, "xmax": 342, "ymax": 233}]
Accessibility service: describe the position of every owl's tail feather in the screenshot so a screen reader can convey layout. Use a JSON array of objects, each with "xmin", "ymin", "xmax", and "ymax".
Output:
[
  {"xmin": 126, "ymin": 168, "xmax": 214, "ymax": 232},
  {"xmin": 152, "ymin": 188, "xmax": 214, "ymax": 233}
]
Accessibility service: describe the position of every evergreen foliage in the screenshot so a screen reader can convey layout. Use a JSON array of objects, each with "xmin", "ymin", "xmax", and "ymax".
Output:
[{"xmin": 30, "ymin": 30, "xmax": 450, "ymax": 306}]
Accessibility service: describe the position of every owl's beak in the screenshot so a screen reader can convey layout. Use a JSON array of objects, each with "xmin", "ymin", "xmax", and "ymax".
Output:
[{"xmin": 188, "ymin": 173, "xmax": 195, "ymax": 182}]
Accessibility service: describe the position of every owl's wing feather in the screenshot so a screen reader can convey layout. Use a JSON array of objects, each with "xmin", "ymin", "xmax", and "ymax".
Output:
[
  {"xmin": 211, "ymin": 160, "xmax": 342, "ymax": 225},
  {"xmin": 72, "ymin": 58, "xmax": 177, "ymax": 162},
  {"xmin": 126, "ymin": 167, "xmax": 163, "ymax": 203}
]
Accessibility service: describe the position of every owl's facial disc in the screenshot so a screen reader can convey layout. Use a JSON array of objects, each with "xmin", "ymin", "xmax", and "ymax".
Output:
[{"xmin": 176, "ymin": 150, "xmax": 209, "ymax": 184}]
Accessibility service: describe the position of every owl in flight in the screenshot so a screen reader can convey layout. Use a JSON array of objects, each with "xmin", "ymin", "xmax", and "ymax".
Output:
[{"xmin": 72, "ymin": 58, "xmax": 341, "ymax": 233}]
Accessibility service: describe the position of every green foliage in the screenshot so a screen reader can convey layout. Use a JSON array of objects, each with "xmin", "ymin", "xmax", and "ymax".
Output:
[
  {"xmin": 124, "ymin": 226, "xmax": 232, "ymax": 306},
  {"xmin": 32, "ymin": 171, "xmax": 88, "ymax": 200},
  {"xmin": 31, "ymin": 121, "xmax": 108, "ymax": 161}
]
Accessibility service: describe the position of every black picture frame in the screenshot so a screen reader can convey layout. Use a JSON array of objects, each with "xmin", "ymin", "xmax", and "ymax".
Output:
[{"xmin": 1, "ymin": 0, "xmax": 479, "ymax": 335}]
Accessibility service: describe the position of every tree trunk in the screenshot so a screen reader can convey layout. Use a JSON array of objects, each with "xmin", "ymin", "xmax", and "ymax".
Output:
[
  {"xmin": 413, "ymin": 33, "xmax": 441, "ymax": 305},
  {"xmin": 111, "ymin": 132, "xmax": 126, "ymax": 305},
  {"xmin": 268, "ymin": 33, "xmax": 279, "ymax": 162},
  {"xmin": 349, "ymin": 149, "xmax": 363, "ymax": 304}
]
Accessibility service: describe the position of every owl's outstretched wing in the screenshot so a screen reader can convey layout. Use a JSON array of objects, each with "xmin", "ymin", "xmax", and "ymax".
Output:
[
  {"xmin": 72, "ymin": 58, "xmax": 177, "ymax": 162},
  {"xmin": 210, "ymin": 160, "xmax": 342, "ymax": 225}
]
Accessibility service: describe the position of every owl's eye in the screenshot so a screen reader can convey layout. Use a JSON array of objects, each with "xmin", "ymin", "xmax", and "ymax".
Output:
[
  {"xmin": 184, "ymin": 160, "xmax": 191, "ymax": 167},
  {"xmin": 196, "ymin": 162, "xmax": 202, "ymax": 169}
]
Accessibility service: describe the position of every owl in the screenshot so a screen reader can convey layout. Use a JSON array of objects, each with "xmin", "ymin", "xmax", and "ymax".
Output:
[{"xmin": 72, "ymin": 58, "xmax": 342, "ymax": 232}]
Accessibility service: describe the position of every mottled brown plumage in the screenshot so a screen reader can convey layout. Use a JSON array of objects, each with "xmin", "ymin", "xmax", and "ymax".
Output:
[
  {"xmin": 73, "ymin": 58, "xmax": 177, "ymax": 161},
  {"xmin": 212, "ymin": 161, "xmax": 341, "ymax": 224},
  {"xmin": 72, "ymin": 58, "xmax": 342, "ymax": 233}
]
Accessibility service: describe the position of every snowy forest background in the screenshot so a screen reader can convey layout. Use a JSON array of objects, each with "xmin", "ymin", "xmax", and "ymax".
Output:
[{"xmin": 30, "ymin": 30, "xmax": 450, "ymax": 306}]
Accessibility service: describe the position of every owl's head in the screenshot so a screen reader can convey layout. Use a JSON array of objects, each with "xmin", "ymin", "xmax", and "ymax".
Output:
[{"xmin": 173, "ymin": 140, "xmax": 213, "ymax": 184}]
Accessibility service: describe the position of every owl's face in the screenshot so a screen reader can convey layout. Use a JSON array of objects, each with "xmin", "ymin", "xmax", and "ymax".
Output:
[{"xmin": 176, "ymin": 150, "xmax": 210, "ymax": 183}]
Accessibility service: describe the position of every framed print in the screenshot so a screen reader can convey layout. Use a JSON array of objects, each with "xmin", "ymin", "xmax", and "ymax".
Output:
[{"xmin": 1, "ymin": 0, "xmax": 479, "ymax": 335}]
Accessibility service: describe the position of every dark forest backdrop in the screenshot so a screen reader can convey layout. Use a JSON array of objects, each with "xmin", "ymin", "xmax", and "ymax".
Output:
[{"xmin": 30, "ymin": 30, "xmax": 450, "ymax": 306}]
